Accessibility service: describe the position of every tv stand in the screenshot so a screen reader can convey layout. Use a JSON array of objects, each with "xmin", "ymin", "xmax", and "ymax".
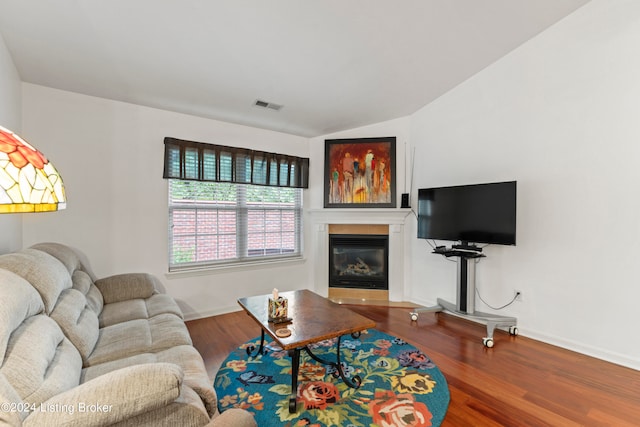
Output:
[{"xmin": 410, "ymin": 248, "xmax": 518, "ymax": 348}]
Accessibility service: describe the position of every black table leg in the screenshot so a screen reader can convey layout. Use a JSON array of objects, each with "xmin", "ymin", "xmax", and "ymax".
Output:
[
  {"xmin": 246, "ymin": 329, "xmax": 265, "ymax": 358},
  {"xmin": 304, "ymin": 335, "xmax": 362, "ymax": 388},
  {"xmin": 288, "ymin": 333, "xmax": 363, "ymax": 413},
  {"xmin": 289, "ymin": 348, "xmax": 301, "ymax": 413}
]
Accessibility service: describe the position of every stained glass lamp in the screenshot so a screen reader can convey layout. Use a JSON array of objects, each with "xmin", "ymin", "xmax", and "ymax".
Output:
[{"xmin": 0, "ymin": 126, "xmax": 66, "ymax": 213}]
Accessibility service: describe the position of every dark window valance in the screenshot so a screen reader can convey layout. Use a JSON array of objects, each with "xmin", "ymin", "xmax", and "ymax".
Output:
[{"xmin": 163, "ymin": 137, "xmax": 309, "ymax": 188}]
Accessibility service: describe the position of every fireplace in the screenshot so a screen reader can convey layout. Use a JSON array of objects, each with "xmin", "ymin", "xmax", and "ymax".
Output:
[
  {"xmin": 309, "ymin": 210, "xmax": 409, "ymax": 302},
  {"xmin": 329, "ymin": 234, "xmax": 389, "ymax": 290}
]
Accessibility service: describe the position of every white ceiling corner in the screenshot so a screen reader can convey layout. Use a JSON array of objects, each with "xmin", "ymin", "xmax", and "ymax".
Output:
[{"xmin": 0, "ymin": 0, "xmax": 590, "ymax": 137}]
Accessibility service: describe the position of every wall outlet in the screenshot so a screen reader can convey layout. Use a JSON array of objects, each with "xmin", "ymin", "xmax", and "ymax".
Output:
[{"xmin": 514, "ymin": 290, "xmax": 523, "ymax": 302}]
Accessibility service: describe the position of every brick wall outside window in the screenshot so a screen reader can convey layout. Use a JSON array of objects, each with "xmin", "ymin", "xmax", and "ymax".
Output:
[{"xmin": 168, "ymin": 180, "xmax": 302, "ymax": 270}]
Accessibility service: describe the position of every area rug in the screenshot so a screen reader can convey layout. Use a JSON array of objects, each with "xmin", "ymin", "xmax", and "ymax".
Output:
[{"xmin": 214, "ymin": 329, "xmax": 449, "ymax": 426}]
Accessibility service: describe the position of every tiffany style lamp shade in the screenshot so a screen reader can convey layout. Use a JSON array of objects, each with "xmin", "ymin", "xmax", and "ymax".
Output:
[{"xmin": 0, "ymin": 126, "xmax": 66, "ymax": 213}]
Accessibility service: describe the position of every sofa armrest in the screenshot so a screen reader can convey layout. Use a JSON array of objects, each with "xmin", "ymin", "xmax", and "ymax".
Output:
[
  {"xmin": 0, "ymin": 372, "xmax": 24, "ymax": 426},
  {"xmin": 24, "ymin": 363, "xmax": 183, "ymax": 427},
  {"xmin": 95, "ymin": 273, "xmax": 157, "ymax": 303},
  {"xmin": 206, "ymin": 408, "xmax": 258, "ymax": 427}
]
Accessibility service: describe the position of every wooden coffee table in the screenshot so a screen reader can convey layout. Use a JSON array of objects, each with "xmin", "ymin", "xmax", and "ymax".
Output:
[{"xmin": 237, "ymin": 289, "xmax": 376, "ymax": 413}]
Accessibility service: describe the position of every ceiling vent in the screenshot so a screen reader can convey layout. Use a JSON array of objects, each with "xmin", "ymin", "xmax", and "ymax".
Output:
[{"xmin": 254, "ymin": 99, "xmax": 283, "ymax": 111}]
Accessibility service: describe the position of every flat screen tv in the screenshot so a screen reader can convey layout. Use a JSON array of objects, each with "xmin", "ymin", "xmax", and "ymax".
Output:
[{"xmin": 417, "ymin": 181, "xmax": 517, "ymax": 246}]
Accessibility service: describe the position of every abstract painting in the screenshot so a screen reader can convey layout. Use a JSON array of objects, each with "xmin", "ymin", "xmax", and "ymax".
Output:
[{"xmin": 324, "ymin": 137, "xmax": 396, "ymax": 208}]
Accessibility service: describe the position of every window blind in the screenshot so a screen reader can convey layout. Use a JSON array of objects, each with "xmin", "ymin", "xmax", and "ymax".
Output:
[{"xmin": 163, "ymin": 137, "xmax": 309, "ymax": 188}]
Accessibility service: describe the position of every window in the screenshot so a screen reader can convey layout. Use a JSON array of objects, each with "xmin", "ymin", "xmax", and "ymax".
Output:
[
  {"xmin": 163, "ymin": 137, "xmax": 308, "ymax": 271},
  {"xmin": 168, "ymin": 180, "xmax": 303, "ymax": 269}
]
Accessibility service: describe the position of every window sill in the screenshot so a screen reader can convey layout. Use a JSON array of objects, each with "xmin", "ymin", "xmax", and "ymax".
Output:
[{"xmin": 165, "ymin": 256, "xmax": 306, "ymax": 279}]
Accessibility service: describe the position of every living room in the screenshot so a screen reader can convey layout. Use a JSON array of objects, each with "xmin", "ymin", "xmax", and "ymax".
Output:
[{"xmin": 1, "ymin": 0, "xmax": 639, "ymax": 424}]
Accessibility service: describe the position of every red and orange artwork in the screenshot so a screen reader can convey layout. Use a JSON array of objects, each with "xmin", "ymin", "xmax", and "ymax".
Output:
[{"xmin": 325, "ymin": 138, "xmax": 395, "ymax": 207}]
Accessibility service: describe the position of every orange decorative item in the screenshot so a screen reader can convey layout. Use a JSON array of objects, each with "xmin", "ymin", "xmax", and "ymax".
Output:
[{"xmin": 0, "ymin": 126, "xmax": 66, "ymax": 213}]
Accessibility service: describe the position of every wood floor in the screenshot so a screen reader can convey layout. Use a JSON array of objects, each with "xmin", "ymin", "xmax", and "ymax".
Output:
[{"xmin": 186, "ymin": 305, "xmax": 640, "ymax": 427}]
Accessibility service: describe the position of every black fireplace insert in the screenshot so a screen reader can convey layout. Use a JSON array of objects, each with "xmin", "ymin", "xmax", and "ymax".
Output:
[{"xmin": 329, "ymin": 234, "xmax": 389, "ymax": 290}]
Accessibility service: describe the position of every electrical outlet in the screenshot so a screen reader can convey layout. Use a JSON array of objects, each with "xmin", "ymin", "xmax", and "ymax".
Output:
[{"xmin": 514, "ymin": 290, "xmax": 523, "ymax": 302}]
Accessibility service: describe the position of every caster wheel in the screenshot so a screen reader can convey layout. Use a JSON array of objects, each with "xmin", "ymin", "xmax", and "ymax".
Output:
[
  {"xmin": 410, "ymin": 312, "xmax": 419, "ymax": 322},
  {"xmin": 509, "ymin": 326, "xmax": 519, "ymax": 336},
  {"xmin": 482, "ymin": 338, "xmax": 494, "ymax": 348}
]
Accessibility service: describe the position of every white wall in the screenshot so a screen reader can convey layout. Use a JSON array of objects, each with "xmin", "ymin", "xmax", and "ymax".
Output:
[
  {"xmin": 0, "ymin": 32, "xmax": 22, "ymax": 253},
  {"xmin": 408, "ymin": 0, "xmax": 640, "ymax": 369},
  {"xmin": 21, "ymin": 84, "xmax": 311, "ymax": 319}
]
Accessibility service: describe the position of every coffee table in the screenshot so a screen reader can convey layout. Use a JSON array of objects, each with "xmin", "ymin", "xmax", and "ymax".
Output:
[{"xmin": 237, "ymin": 289, "xmax": 376, "ymax": 413}]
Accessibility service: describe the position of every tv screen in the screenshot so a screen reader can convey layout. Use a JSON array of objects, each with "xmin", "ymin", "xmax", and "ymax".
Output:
[{"xmin": 417, "ymin": 181, "xmax": 517, "ymax": 246}]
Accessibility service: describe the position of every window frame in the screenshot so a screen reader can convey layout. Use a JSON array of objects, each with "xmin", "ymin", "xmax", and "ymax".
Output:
[{"xmin": 168, "ymin": 179, "xmax": 304, "ymax": 271}]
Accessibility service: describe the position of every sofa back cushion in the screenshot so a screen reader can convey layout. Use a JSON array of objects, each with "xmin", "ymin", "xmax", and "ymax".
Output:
[
  {"xmin": 30, "ymin": 242, "xmax": 97, "ymax": 281},
  {"xmin": 0, "ymin": 269, "xmax": 82, "ymax": 417},
  {"xmin": 71, "ymin": 269, "xmax": 104, "ymax": 315},
  {"xmin": 49, "ymin": 288, "xmax": 100, "ymax": 360},
  {"xmin": 0, "ymin": 248, "xmax": 101, "ymax": 362},
  {"xmin": 30, "ymin": 243, "xmax": 104, "ymax": 315},
  {"xmin": 1, "ymin": 315, "xmax": 82, "ymax": 409},
  {"xmin": 0, "ymin": 269, "xmax": 45, "ymax": 362},
  {"xmin": 0, "ymin": 249, "xmax": 72, "ymax": 315}
]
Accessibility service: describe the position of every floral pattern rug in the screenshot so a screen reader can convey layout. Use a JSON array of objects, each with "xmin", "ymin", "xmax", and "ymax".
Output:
[{"xmin": 214, "ymin": 329, "xmax": 450, "ymax": 426}]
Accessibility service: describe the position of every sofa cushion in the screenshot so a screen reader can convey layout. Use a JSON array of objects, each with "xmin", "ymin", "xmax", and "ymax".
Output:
[
  {"xmin": 82, "ymin": 345, "xmax": 216, "ymax": 417},
  {"xmin": 23, "ymin": 363, "xmax": 184, "ymax": 427},
  {"xmin": 95, "ymin": 273, "xmax": 157, "ymax": 303},
  {"xmin": 0, "ymin": 249, "xmax": 72, "ymax": 314},
  {"xmin": 0, "ymin": 269, "xmax": 45, "ymax": 362},
  {"xmin": 110, "ymin": 386, "xmax": 210, "ymax": 427},
  {"xmin": 30, "ymin": 243, "xmax": 105, "ymax": 314},
  {"xmin": 49, "ymin": 288, "xmax": 100, "ymax": 360},
  {"xmin": 72, "ymin": 269, "xmax": 104, "ymax": 314},
  {"xmin": 31, "ymin": 243, "xmax": 184, "ymax": 324},
  {"xmin": 1, "ymin": 315, "xmax": 82, "ymax": 406},
  {"xmin": 85, "ymin": 314, "xmax": 193, "ymax": 367},
  {"xmin": 99, "ymin": 293, "xmax": 184, "ymax": 327},
  {"xmin": 30, "ymin": 242, "xmax": 97, "ymax": 281}
]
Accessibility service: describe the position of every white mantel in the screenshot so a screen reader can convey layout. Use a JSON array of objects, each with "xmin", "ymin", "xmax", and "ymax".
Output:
[{"xmin": 308, "ymin": 208, "xmax": 412, "ymax": 301}]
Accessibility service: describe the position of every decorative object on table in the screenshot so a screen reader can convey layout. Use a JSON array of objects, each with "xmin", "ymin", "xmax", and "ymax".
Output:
[
  {"xmin": 215, "ymin": 329, "xmax": 449, "ymax": 427},
  {"xmin": 324, "ymin": 136, "xmax": 396, "ymax": 208},
  {"xmin": 275, "ymin": 328, "xmax": 291, "ymax": 338},
  {"xmin": 268, "ymin": 288, "xmax": 290, "ymax": 323},
  {"xmin": 0, "ymin": 126, "xmax": 66, "ymax": 213}
]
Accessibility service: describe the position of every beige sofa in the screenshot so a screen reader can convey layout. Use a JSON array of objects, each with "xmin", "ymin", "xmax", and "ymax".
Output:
[{"xmin": 0, "ymin": 243, "xmax": 256, "ymax": 427}]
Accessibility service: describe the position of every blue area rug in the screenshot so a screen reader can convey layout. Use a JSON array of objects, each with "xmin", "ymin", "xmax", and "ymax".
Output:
[{"xmin": 214, "ymin": 329, "xmax": 449, "ymax": 426}]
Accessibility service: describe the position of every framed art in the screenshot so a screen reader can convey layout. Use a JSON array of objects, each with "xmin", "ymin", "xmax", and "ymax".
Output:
[{"xmin": 324, "ymin": 136, "xmax": 396, "ymax": 208}]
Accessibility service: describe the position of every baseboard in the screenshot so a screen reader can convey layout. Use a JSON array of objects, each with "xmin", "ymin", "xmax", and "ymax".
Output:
[
  {"xmin": 183, "ymin": 305, "xmax": 241, "ymax": 322},
  {"xmin": 523, "ymin": 330, "xmax": 639, "ymax": 371},
  {"xmin": 408, "ymin": 297, "xmax": 640, "ymax": 371},
  {"xmin": 408, "ymin": 297, "xmax": 437, "ymax": 310}
]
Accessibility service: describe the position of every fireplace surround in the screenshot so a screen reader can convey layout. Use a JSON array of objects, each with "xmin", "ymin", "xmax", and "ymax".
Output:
[{"xmin": 309, "ymin": 208, "xmax": 411, "ymax": 302}]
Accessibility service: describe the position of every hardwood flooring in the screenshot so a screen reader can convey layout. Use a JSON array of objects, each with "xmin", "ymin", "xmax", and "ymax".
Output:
[{"xmin": 186, "ymin": 306, "xmax": 640, "ymax": 426}]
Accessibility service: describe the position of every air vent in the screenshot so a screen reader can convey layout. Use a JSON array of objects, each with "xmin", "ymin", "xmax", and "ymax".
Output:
[{"xmin": 254, "ymin": 99, "xmax": 283, "ymax": 111}]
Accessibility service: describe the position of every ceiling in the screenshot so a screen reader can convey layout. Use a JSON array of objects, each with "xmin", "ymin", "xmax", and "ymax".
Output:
[{"xmin": 0, "ymin": 0, "xmax": 589, "ymax": 137}]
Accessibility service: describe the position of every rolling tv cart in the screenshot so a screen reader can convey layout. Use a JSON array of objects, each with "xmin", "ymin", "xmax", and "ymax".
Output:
[{"xmin": 409, "ymin": 246, "xmax": 518, "ymax": 348}]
